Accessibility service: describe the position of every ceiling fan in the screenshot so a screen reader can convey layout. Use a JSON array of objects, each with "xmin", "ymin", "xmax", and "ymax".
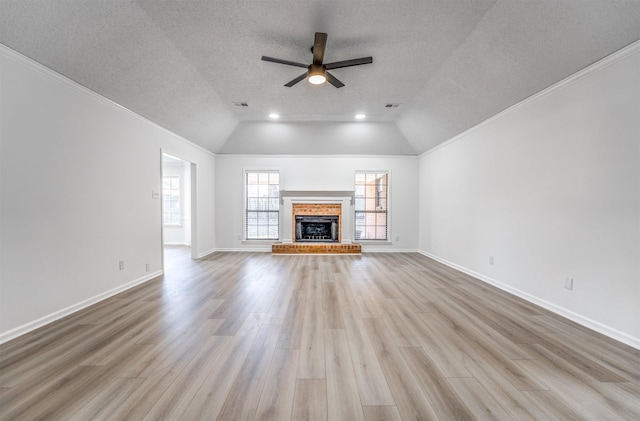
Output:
[{"xmin": 261, "ymin": 32, "xmax": 373, "ymax": 88}]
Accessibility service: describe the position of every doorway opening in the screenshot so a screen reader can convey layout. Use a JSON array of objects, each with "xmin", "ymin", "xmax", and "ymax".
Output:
[{"xmin": 162, "ymin": 153, "xmax": 197, "ymax": 267}]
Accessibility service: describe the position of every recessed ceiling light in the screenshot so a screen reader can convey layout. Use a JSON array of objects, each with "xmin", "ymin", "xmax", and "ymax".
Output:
[
  {"xmin": 355, "ymin": 114, "xmax": 366, "ymax": 119},
  {"xmin": 269, "ymin": 113, "xmax": 280, "ymax": 119}
]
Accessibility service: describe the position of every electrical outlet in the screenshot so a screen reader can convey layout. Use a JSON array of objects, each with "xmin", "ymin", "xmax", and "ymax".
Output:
[
  {"xmin": 395, "ymin": 236, "xmax": 400, "ymax": 242},
  {"xmin": 146, "ymin": 263, "xmax": 150, "ymax": 272},
  {"xmin": 489, "ymin": 256, "xmax": 494, "ymax": 265},
  {"xmin": 119, "ymin": 260, "xmax": 125, "ymax": 270},
  {"xmin": 565, "ymin": 278, "xmax": 573, "ymax": 290},
  {"xmin": 237, "ymin": 235, "xmax": 242, "ymax": 240}
]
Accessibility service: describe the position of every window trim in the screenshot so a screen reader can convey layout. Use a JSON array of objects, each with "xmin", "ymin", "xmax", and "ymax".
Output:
[
  {"xmin": 354, "ymin": 170, "xmax": 391, "ymax": 242},
  {"xmin": 243, "ymin": 169, "xmax": 281, "ymax": 241}
]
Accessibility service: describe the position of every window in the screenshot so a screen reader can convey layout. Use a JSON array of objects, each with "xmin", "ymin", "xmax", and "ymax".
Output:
[
  {"xmin": 163, "ymin": 175, "xmax": 181, "ymax": 225},
  {"xmin": 355, "ymin": 171, "xmax": 388, "ymax": 240},
  {"xmin": 245, "ymin": 171, "xmax": 280, "ymax": 240}
]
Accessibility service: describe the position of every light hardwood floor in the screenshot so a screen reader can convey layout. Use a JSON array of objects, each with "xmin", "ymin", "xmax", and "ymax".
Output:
[{"xmin": 1, "ymin": 247, "xmax": 639, "ymax": 420}]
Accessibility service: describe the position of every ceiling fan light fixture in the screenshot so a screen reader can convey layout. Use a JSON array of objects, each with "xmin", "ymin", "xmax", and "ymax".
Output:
[
  {"xmin": 308, "ymin": 74, "xmax": 327, "ymax": 85},
  {"xmin": 308, "ymin": 64, "xmax": 326, "ymax": 85}
]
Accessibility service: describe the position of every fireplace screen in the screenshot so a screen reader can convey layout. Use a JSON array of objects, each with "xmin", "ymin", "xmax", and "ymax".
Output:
[{"xmin": 295, "ymin": 215, "xmax": 339, "ymax": 242}]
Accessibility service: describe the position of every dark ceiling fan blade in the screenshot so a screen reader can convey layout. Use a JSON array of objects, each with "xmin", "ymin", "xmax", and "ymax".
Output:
[
  {"xmin": 324, "ymin": 57, "xmax": 373, "ymax": 70},
  {"xmin": 284, "ymin": 72, "xmax": 308, "ymax": 87},
  {"xmin": 261, "ymin": 56, "xmax": 309, "ymax": 68},
  {"xmin": 312, "ymin": 32, "xmax": 327, "ymax": 65},
  {"xmin": 325, "ymin": 71, "xmax": 345, "ymax": 88}
]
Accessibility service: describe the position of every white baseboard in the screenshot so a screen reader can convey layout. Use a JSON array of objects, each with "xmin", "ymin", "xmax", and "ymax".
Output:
[
  {"xmin": 214, "ymin": 247, "xmax": 271, "ymax": 253},
  {"xmin": 417, "ymin": 250, "xmax": 640, "ymax": 350},
  {"xmin": 0, "ymin": 271, "xmax": 163, "ymax": 345},
  {"xmin": 196, "ymin": 248, "xmax": 217, "ymax": 259},
  {"xmin": 213, "ymin": 247, "xmax": 420, "ymax": 254},
  {"xmin": 362, "ymin": 248, "xmax": 419, "ymax": 253}
]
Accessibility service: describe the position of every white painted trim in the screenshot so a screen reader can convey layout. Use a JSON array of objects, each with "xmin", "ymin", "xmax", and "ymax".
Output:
[
  {"xmin": 362, "ymin": 248, "xmax": 418, "ymax": 253},
  {"xmin": 217, "ymin": 153, "xmax": 419, "ymax": 159},
  {"xmin": 216, "ymin": 248, "xmax": 419, "ymax": 253},
  {"xmin": 0, "ymin": 43, "xmax": 216, "ymax": 158},
  {"xmin": 419, "ymin": 40, "xmax": 640, "ymax": 158},
  {"xmin": 196, "ymin": 248, "xmax": 217, "ymax": 259},
  {"xmin": 0, "ymin": 271, "xmax": 163, "ymax": 345},
  {"xmin": 417, "ymin": 251, "xmax": 640, "ymax": 350},
  {"xmin": 215, "ymin": 248, "xmax": 272, "ymax": 253}
]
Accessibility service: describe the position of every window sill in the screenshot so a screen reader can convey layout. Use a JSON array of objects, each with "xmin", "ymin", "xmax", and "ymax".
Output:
[
  {"xmin": 163, "ymin": 224, "xmax": 183, "ymax": 228},
  {"xmin": 242, "ymin": 239, "xmax": 279, "ymax": 244}
]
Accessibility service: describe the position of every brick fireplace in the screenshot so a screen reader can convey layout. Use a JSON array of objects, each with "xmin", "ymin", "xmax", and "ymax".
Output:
[{"xmin": 272, "ymin": 191, "xmax": 361, "ymax": 254}]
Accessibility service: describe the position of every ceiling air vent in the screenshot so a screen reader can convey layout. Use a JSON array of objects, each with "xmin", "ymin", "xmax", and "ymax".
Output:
[
  {"xmin": 233, "ymin": 102, "xmax": 249, "ymax": 107},
  {"xmin": 385, "ymin": 103, "xmax": 400, "ymax": 108}
]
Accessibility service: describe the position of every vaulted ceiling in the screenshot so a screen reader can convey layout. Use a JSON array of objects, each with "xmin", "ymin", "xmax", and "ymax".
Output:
[{"xmin": 1, "ymin": 1, "xmax": 639, "ymax": 155}]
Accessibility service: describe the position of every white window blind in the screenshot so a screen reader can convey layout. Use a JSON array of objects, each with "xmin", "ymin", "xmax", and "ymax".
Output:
[
  {"xmin": 354, "ymin": 171, "xmax": 388, "ymax": 240},
  {"xmin": 245, "ymin": 171, "xmax": 280, "ymax": 240}
]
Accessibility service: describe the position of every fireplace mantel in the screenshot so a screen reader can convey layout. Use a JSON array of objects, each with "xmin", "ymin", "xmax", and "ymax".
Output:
[
  {"xmin": 280, "ymin": 190, "xmax": 354, "ymax": 203},
  {"xmin": 280, "ymin": 190, "xmax": 354, "ymax": 244}
]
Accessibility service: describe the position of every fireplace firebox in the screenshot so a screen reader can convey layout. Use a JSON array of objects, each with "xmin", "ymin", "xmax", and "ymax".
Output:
[{"xmin": 295, "ymin": 215, "xmax": 339, "ymax": 242}]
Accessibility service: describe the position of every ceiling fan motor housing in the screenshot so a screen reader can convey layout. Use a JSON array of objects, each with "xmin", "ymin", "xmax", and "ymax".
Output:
[{"xmin": 308, "ymin": 63, "xmax": 325, "ymax": 78}]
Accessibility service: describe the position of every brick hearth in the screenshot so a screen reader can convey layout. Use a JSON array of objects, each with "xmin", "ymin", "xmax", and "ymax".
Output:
[{"xmin": 271, "ymin": 242, "xmax": 361, "ymax": 254}]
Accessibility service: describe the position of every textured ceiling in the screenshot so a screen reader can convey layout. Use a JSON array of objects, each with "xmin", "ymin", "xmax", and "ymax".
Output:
[{"xmin": 1, "ymin": 1, "xmax": 639, "ymax": 154}]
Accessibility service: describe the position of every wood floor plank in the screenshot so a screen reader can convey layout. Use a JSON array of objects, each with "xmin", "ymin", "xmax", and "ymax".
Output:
[
  {"xmin": 520, "ymin": 390, "xmax": 592, "ymax": 421},
  {"xmin": 516, "ymin": 352, "xmax": 626, "ymax": 420},
  {"xmin": 429, "ymin": 290, "xmax": 535, "ymax": 361},
  {"xmin": 66, "ymin": 378, "xmax": 145, "ymax": 421},
  {"xmin": 1, "ymin": 366, "xmax": 107, "ymax": 421},
  {"xmin": 1, "ymin": 248, "xmax": 639, "ymax": 421},
  {"xmin": 217, "ymin": 324, "xmax": 282, "ymax": 420},
  {"xmin": 379, "ymin": 300, "xmax": 421, "ymax": 347},
  {"xmin": 458, "ymin": 353, "xmax": 548, "ymax": 420},
  {"xmin": 292, "ymin": 379, "xmax": 328, "ymax": 421},
  {"xmin": 277, "ymin": 287, "xmax": 306, "ymax": 349},
  {"xmin": 341, "ymin": 305, "xmax": 395, "ymax": 406},
  {"xmin": 297, "ymin": 296, "xmax": 325, "ymax": 379},
  {"xmin": 428, "ymin": 304, "xmax": 547, "ymax": 392},
  {"xmin": 396, "ymin": 304, "xmax": 473, "ymax": 378},
  {"xmin": 363, "ymin": 317, "xmax": 439, "ymax": 421},
  {"xmin": 518, "ymin": 343, "xmax": 637, "ymax": 420},
  {"xmin": 109, "ymin": 334, "xmax": 233, "ymax": 419},
  {"xmin": 322, "ymin": 282, "xmax": 344, "ymax": 329},
  {"xmin": 325, "ymin": 329, "xmax": 365, "ymax": 421},
  {"xmin": 180, "ymin": 313, "xmax": 266, "ymax": 420},
  {"xmin": 446, "ymin": 377, "xmax": 514, "ymax": 421},
  {"xmin": 141, "ymin": 335, "xmax": 231, "ymax": 420},
  {"xmin": 254, "ymin": 348, "xmax": 300, "ymax": 420},
  {"xmin": 362, "ymin": 405, "xmax": 403, "ymax": 421},
  {"xmin": 399, "ymin": 347, "xmax": 475, "ymax": 420}
]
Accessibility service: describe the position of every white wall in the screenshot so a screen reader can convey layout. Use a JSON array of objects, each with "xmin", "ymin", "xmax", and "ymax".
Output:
[
  {"xmin": 0, "ymin": 45, "xmax": 216, "ymax": 341},
  {"xmin": 219, "ymin": 121, "xmax": 416, "ymax": 155},
  {"xmin": 418, "ymin": 44, "xmax": 640, "ymax": 347},
  {"xmin": 215, "ymin": 155, "xmax": 419, "ymax": 252}
]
